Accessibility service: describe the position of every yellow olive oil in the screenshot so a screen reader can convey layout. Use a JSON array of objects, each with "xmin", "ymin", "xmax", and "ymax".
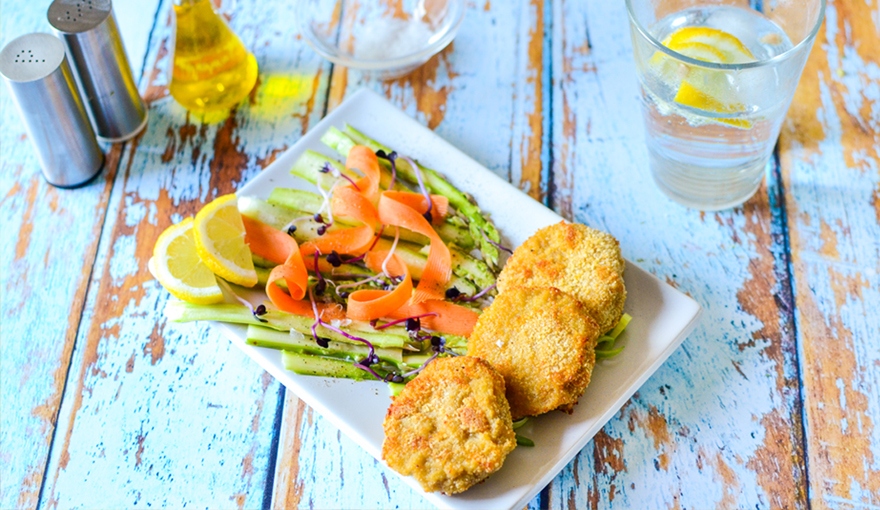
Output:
[{"xmin": 170, "ymin": 0, "xmax": 258, "ymax": 112}]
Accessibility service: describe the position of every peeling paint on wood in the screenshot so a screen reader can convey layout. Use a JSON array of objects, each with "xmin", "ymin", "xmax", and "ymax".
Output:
[
  {"xmin": 4, "ymin": 0, "xmax": 879, "ymax": 508},
  {"xmin": 546, "ymin": 0, "xmax": 811, "ymax": 508},
  {"xmin": 36, "ymin": 0, "xmax": 335, "ymax": 507},
  {"xmin": 779, "ymin": 0, "xmax": 880, "ymax": 505},
  {"xmin": 0, "ymin": 3, "xmax": 130, "ymax": 506}
]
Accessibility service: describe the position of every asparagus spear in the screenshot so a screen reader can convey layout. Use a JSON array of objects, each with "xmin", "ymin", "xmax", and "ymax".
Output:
[
  {"xmin": 165, "ymin": 301, "xmax": 410, "ymax": 349},
  {"xmin": 282, "ymin": 351, "xmax": 373, "ymax": 380},
  {"xmin": 247, "ymin": 325, "xmax": 403, "ymax": 366}
]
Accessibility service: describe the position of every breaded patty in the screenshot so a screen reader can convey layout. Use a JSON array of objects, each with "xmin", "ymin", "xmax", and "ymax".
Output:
[
  {"xmin": 497, "ymin": 221, "xmax": 626, "ymax": 333},
  {"xmin": 468, "ymin": 286, "xmax": 601, "ymax": 419},
  {"xmin": 382, "ymin": 356, "xmax": 516, "ymax": 494}
]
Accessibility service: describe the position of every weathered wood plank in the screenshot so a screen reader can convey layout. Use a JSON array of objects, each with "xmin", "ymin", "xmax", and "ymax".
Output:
[
  {"xmin": 544, "ymin": 0, "xmax": 807, "ymax": 508},
  {"xmin": 38, "ymin": 0, "xmax": 334, "ymax": 507},
  {"xmin": 779, "ymin": 0, "xmax": 880, "ymax": 506},
  {"xmin": 0, "ymin": 2, "xmax": 157, "ymax": 508},
  {"xmin": 271, "ymin": 0, "xmax": 552, "ymax": 507}
]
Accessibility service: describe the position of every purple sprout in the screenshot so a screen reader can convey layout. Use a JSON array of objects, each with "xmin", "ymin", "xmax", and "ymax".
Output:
[
  {"xmin": 482, "ymin": 229, "xmax": 513, "ymax": 255},
  {"xmin": 326, "ymin": 251, "xmax": 343, "ymax": 267},
  {"xmin": 320, "ymin": 161, "xmax": 360, "ymax": 190},
  {"xmin": 307, "ymin": 283, "xmax": 386, "ymax": 381},
  {"xmin": 374, "ymin": 313, "xmax": 438, "ymax": 330},
  {"xmin": 401, "ymin": 155, "xmax": 433, "ymax": 223},
  {"xmin": 456, "ymin": 283, "xmax": 497, "ymax": 303},
  {"xmin": 376, "ymin": 150, "xmax": 399, "ymax": 190}
]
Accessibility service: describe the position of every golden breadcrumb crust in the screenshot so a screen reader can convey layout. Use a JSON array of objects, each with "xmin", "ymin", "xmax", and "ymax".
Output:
[
  {"xmin": 497, "ymin": 221, "xmax": 626, "ymax": 333},
  {"xmin": 468, "ymin": 286, "xmax": 601, "ymax": 420},
  {"xmin": 382, "ymin": 356, "xmax": 516, "ymax": 495}
]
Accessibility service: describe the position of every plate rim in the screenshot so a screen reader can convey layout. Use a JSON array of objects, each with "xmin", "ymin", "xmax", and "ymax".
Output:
[{"xmin": 224, "ymin": 87, "xmax": 703, "ymax": 509}]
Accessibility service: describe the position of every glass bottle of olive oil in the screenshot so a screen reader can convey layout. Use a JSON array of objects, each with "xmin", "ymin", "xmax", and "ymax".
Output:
[{"xmin": 169, "ymin": 0, "xmax": 258, "ymax": 112}]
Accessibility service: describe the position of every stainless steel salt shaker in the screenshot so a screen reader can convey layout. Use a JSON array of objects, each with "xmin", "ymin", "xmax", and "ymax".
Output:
[
  {"xmin": 0, "ymin": 33, "xmax": 104, "ymax": 188},
  {"xmin": 47, "ymin": 0, "xmax": 148, "ymax": 142}
]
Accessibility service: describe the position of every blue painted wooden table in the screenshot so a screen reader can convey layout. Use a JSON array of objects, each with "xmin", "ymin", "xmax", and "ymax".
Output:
[{"xmin": 2, "ymin": 0, "xmax": 878, "ymax": 508}]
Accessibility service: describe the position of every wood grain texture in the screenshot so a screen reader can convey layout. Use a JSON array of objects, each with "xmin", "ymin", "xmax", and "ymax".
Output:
[
  {"xmin": 3, "ymin": 0, "xmax": 876, "ymax": 507},
  {"xmin": 779, "ymin": 0, "xmax": 880, "ymax": 507},
  {"xmin": 0, "ymin": 1, "xmax": 157, "ymax": 506},
  {"xmin": 545, "ymin": 0, "xmax": 807, "ymax": 508},
  {"xmin": 38, "ymin": 0, "xmax": 333, "ymax": 507}
]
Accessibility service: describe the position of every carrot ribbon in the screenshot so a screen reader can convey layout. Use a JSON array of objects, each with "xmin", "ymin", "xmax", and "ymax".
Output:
[{"xmin": 243, "ymin": 216, "xmax": 342, "ymax": 320}]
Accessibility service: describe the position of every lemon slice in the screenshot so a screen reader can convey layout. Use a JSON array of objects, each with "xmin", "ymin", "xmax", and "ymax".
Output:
[
  {"xmin": 151, "ymin": 218, "xmax": 224, "ymax": 304},
  {"xmin": 651, "ymin": 26, "xmax": 755, "ymax": 129},
  {"xmin": 673, "ymin": 82, "xmax": 752, "ymax": 129},
  {"xmin": 193, "ymin": 194, "xmax": 258, "ymax": 287},
  {"xmin": 663, "ymin": 27, "xmax": 755, "ymax": 64},
  {"xmin": 667, "ymin": 41, "xmax": 728, "ymax": 64}
]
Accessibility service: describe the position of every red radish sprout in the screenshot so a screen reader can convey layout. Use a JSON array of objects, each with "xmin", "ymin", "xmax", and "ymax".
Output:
[
  {"xmin": 217, "ymin": 279, "xmax": 267, "ymax": 323},
  {"xmin": 319, "ymin": 162, "xmax": 360, "ymax": 191},
  {"xmin": 482, "ymin": 229, "xmax": 513, "ymax": 254},
  {"xmin": 401, "ymin": 155, "xmax": 433, "ymax": 222},
  {"xmin": 457, "ymin": 283, "xmax": 497, "ymax": 302},
  {"xmin": 376, "ymin": 150, "xmax": 399, "ymax": 190},
  {"xmin": 338, "ymin": 225, "xmax": 385, "ymax": 265},
  {"xmin": 374, "ymin": 313, "xmax": 439, "ymax": 330}
]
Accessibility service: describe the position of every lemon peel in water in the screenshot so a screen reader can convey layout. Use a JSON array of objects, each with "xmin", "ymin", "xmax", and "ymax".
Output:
[{"xmin": 651, "ymin": 26, "xmax": 757, "ymax": 128}]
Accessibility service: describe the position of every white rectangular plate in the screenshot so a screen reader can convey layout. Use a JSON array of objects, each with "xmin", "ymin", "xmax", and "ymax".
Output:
[{"xmin": 223, "ymin": 88, "xmax": 702, "ymax": 509}]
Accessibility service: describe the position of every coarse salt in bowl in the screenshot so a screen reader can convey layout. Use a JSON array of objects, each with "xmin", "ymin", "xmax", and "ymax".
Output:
[{"xmin": 294, "ymin": 0, "xmax": 465, "ymax": 79}]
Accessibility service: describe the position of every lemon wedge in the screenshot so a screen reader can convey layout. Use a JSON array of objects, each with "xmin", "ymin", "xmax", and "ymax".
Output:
[
  {"xmin": 193, "ymin": 194, "xmax": 258, "ymax": 287},
  {"xmin": 651, "ymin": 26, "xmax": 756, "ymax": 128},
  {"xmin": 150, "ymin": 218, "xmax": 224, "ymax": 304}
]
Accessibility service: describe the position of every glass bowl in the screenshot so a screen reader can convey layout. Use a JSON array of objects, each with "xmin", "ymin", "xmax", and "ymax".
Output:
[{"xmin": 294, "ymin": 0, "xmax": 465, "ymax": 79}]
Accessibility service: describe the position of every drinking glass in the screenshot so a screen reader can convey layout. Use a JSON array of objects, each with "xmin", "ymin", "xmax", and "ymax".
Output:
[{"xmin": 626, "ymin": 0, "xmax": 825, "ymax": 210}]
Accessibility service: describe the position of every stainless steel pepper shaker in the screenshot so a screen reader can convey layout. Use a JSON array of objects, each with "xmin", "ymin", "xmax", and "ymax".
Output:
[
  {"xmin": 48, "ymin": 0, "xmax": 148, "ymax": 142},
  {"xmin": 0, "ymin": 33, "xmax": 104, "ymax": 188}
]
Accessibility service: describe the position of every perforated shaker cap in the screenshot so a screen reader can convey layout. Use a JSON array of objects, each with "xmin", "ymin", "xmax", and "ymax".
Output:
[
  {"xmin": 0, "ymin": 33, "xmax": 104, "ymax": 188},
  {"xmin": 48, "ymin": 0, "xmax": 148, "ymax": 142},
  {"xmin": 0, "ymin": 33, "xmax": 66, "ymax": 82},
  {"xmin": 47, "ymin": 0, "xmax": 111, "ymax": 33}
]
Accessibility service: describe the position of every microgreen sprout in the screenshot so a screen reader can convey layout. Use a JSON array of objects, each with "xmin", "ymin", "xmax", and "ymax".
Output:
[
  {"xmin": 282, "ymin": 215, "xmax": 313, "ymax": 238},
  {"xmin": 401, "ymin": 155, "xmax": 433, "ymax": 223},
  {"xmin": 376, "ymin": 150, "xmax": 399, "ymax": 190},
  {"xmin": 381, "ymin": 227, "xmax": 401, "ymax": 278},
  {"xmin": 326, "ymin": 251, "xmax": 343, "ymax": 267},
  {"xmin": 320, "ymin": 161, "xmax": 360, "ymax": 190},
  {"xmin": 482, "ymin": 229, "xmax": 513, "ymax": 255},
  {"xmin": 312, "ymin": 251, "xmax": 327, "ymax": 296},
  {"xmin": 325, "ymin": 225, "xmax": 385, "ymax": 267},
  {"xmin": 308, "ymin": 286, "xmax": 383, "ymax": 379},
  {"xmin": 216, "ymin": 279, "xmax": 267, "ymax": 323},
  {"xmin": 313, "ymin": 178, "xmax": 338, "ymax": 236},
  {"xmin": 334, "ymin": 273, "xmax": 387, "ymax": 295},
  {"xmin": 456, "ymin": 283, "xmax": 497, "ymax": 302},
  {"xmin": 444, "ymin": 287, "xmax": 461, "ymax": 299}
]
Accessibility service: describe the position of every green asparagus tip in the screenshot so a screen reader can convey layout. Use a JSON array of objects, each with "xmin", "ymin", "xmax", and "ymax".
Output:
[{"xmin": 516, "ymin": 434, "xmax": 535, "ymax": 447}]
